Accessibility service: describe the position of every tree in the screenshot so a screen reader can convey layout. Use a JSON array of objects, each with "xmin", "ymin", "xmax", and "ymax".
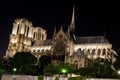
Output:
[
  {"xmin": 0, "ymin": 57, "xmax": 5, "ymax": 79},
  {"xmin": 76, "ymin": 58, "xmax": 114, "ymax": 78},
  {"xmin": 10, "ymin": 52, "xmax": 37, "ymax": 74},
  {"xmin": 92, "ymin": 58, "xmax": 113, "ymax": 78},
  {"xmin": 44, "ymin": 64, "xmax": 57, "ymax": 75},
  {"xmin": 44, "ymin": 63, "xmax": 73, "ymax": 75},
  {"xmin": 38, "ymin": 55, "xmax": 51, "ymax": 74},
  {"xmin": 76, "ymin": 67, "xmax": 93, "ymax": 77},
  {"xmin": 114, "ymin": 49, "xmax": 120, "ymax": 70}
]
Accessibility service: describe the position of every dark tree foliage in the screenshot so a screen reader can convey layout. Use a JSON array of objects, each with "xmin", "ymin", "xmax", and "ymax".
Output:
[
  {"xmin": 0, "ymin": 57, "xmax": 5, "ymax": 79},
  {"xmin": 44, "ymin": 63, "xmax": 73, "ymax": 75},
  {"xmin": 113, "ymin": 49, "xmax": 120, "ymax": 78},
  {"xmin": 114, "ymin": 49, "xmax": 120, "ymax": 70},
  {"xmin": 92, "ymin": 58, "xmax": 114, "ymax": 78},
  {"xmin": 13, "ymin": 52, "xmax": 36, "ymax": 65},
  {"xmin": 76, "ymin": 67, "xmax": 94, "ymax": 77},
  {"xmin": 38, "ymin": 55, "xmax": 51, "ymax": 74},
  {"xmin": 44, "ymin": 64, "xmax": 57, "ymax": 75},
  {"xmin": 9, "ymin": 52, "xmax": 37, "ymax": 75},
  {"xmin": 76, "ymin": 58, "xmax": 114, "ymax": 78}
]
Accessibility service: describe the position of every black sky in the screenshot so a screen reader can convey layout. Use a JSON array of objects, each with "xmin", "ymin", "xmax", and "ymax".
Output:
[{"xmin": 0, "ymin": 0, "xmax": 119, "ymax": 56}]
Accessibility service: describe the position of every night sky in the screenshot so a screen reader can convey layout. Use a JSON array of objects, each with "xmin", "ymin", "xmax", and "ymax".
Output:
[{"xmin": 0, "ymin": 0, "xmax": 119, "ymax": 56}]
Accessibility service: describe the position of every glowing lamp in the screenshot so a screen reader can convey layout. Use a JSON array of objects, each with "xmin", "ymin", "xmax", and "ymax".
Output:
[
  {"xmin": 13, "ymin": 68, "xmax": 17, "ymax": 72},
  {"xmin": 61, "ymin": 68, "xmax": 67, "ymax": 74}
]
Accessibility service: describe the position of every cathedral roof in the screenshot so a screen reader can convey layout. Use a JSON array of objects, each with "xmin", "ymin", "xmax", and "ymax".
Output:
[
  {"xmin": 75, "ymin": 36, "xmax": 109, "ymax": 44},
  {"xmin": 33, "ymin": 39, "xmax": 52, "ymax": 46},
  {"xmin": 33, "ymin": 36, "xmax": 109, "ymax": 46}
]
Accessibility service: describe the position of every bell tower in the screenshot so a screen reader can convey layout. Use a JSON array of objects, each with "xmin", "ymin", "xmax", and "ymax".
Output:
[{"xmin": 5, "ymin": 18, "xmax": 33, "ymax": 58}]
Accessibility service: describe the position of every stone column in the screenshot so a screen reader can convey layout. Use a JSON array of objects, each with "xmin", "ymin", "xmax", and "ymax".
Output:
[
  {"xmin": 105, "ymin": 48, "xmax": 108, "ymax": 59},
  {"xmin": 18, "ymin": 22, "xmax": 22, "ymax": 34},
  {"xmin": 44, "ymin": 33, "xmax": 47, "ymax": 40},
  {"xmin": 40, "ymin": 31, "xmax": 42, "ymax": 40},
  {"xmin": 28, "ymin": 26, "xmax": 31, "ymax": 37},
  {"xmin": 100, "ymin": 49, "xmax": 103, "ymax": 58},
  {"xmin": 12, "ymin": 23, "xmax": 18, "ymax": 35},
  {"xmin": 89, "ymin": 49, "xmax": 92, "ymax": 59},
  {"xmin": 25, "ymin": 25, "xmax": 28, "ymax": 36},
  {"xmin": 20, "ymin": 23, "xmax": 25, "ymax": 34}
]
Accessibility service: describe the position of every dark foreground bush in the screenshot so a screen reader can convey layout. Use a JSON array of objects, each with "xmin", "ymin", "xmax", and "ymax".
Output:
[
  {"xmin": 38, "ymin": 75, "xmax": 44, "ymax": 80},
  {"xmin": 68, "ymin": 76, "xmax": 85, "ymax": 80}
]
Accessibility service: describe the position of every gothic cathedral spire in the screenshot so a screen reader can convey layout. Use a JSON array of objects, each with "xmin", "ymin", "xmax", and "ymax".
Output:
[
  {"xmin": 70, "ymin": 5, "xmax": 75, "ymax": 32},
  {"xmin": 53, "ymin": 26, "xmax": 56, "ymax": 38},
  {"xmin": 69, "ymin": 5, "xmax": 76, "ymax": 42}
]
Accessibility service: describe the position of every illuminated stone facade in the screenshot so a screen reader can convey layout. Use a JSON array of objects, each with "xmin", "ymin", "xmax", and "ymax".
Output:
[{"xmin": 5, "ymin": 7, "xmax": 117, "ymax": 69}]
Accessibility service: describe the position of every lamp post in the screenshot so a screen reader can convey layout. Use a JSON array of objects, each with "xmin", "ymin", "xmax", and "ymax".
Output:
[
  {"xmin": 60, "ymin": 68, "xmax": 68, "ymax": 80},
  {"xmin": 13, "ymin": 68, "xmax": 17, "ymax": 72},
  {"xmin": 12, "ymin": 68, "xmax": 17, "ymax": 80},
  {"xmin": 117, "ymin": 70, "xmax": 120, "ymax": 75},
  {"xmin": 117, "ymin": 70, "xmax": 120, "ymax": 78},
  {"xmin": 61, "ymin": 68, "xmax": 67, "ymax": 77},
  {"xmin": 61, "ymin": 69, "xmax": 67, "ymax": 74}
]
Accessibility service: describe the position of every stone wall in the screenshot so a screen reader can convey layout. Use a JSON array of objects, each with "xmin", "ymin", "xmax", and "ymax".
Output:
[
  {"xmin": 1, "ymin": 74, "xmax": 38, "ymax": 80},
  {"xmin": 86, "ymin": 78, "xmax": 120, "ymax": 80},
  {"xmin": 1, "ymin": 74, "xmax": 119, "ymax": 80}
]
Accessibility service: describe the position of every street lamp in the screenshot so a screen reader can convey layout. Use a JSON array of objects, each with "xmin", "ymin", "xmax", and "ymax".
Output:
[
  {"xmin": 118, "ymin": 70, "xmax": 120, "ymax": 75},
  {"xmin": 61, "ymin": 69, "xmax": 67, "ymax": 74},
  {"xmin": 12, "ymin": 68, "xmax": 17, "ymax": 80},
  {"xmin": 12, "ymin": 68, "xmax": 17, "ymax": 75},
  {"xmin": 13, "ymin": 68, "xmax": 17, "ymax": 72},
  {"xmin": 60, "ymin": 68, "xmax": 68, "ymax": 80},
  {"xmin": 117, "ymin": 70, "xmax": 120, "ymax": 78}
]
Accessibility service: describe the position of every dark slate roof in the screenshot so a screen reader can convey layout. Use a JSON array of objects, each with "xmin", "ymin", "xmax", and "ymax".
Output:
[
  {"xmin": 75, "ymin": 36, "xmax": 109, "ymax": 44},
  {"xmin": 33, "ymin": 39, "xmax": 52, "ymax": 46}
]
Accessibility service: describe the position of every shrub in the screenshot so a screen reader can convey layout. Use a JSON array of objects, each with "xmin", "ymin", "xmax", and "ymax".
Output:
[
  {"xmin": 38, "ymin": 75, "xmax": 44, "ymax": 80},
  {"xmin": 68, "ymin": 76, "xmax": 85, "ymax": 80}
]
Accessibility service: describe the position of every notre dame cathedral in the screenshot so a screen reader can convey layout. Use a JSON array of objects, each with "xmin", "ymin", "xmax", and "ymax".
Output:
[{"xmin": 5, "ymin": 6, "xmax": 117, "ymax": 69}]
